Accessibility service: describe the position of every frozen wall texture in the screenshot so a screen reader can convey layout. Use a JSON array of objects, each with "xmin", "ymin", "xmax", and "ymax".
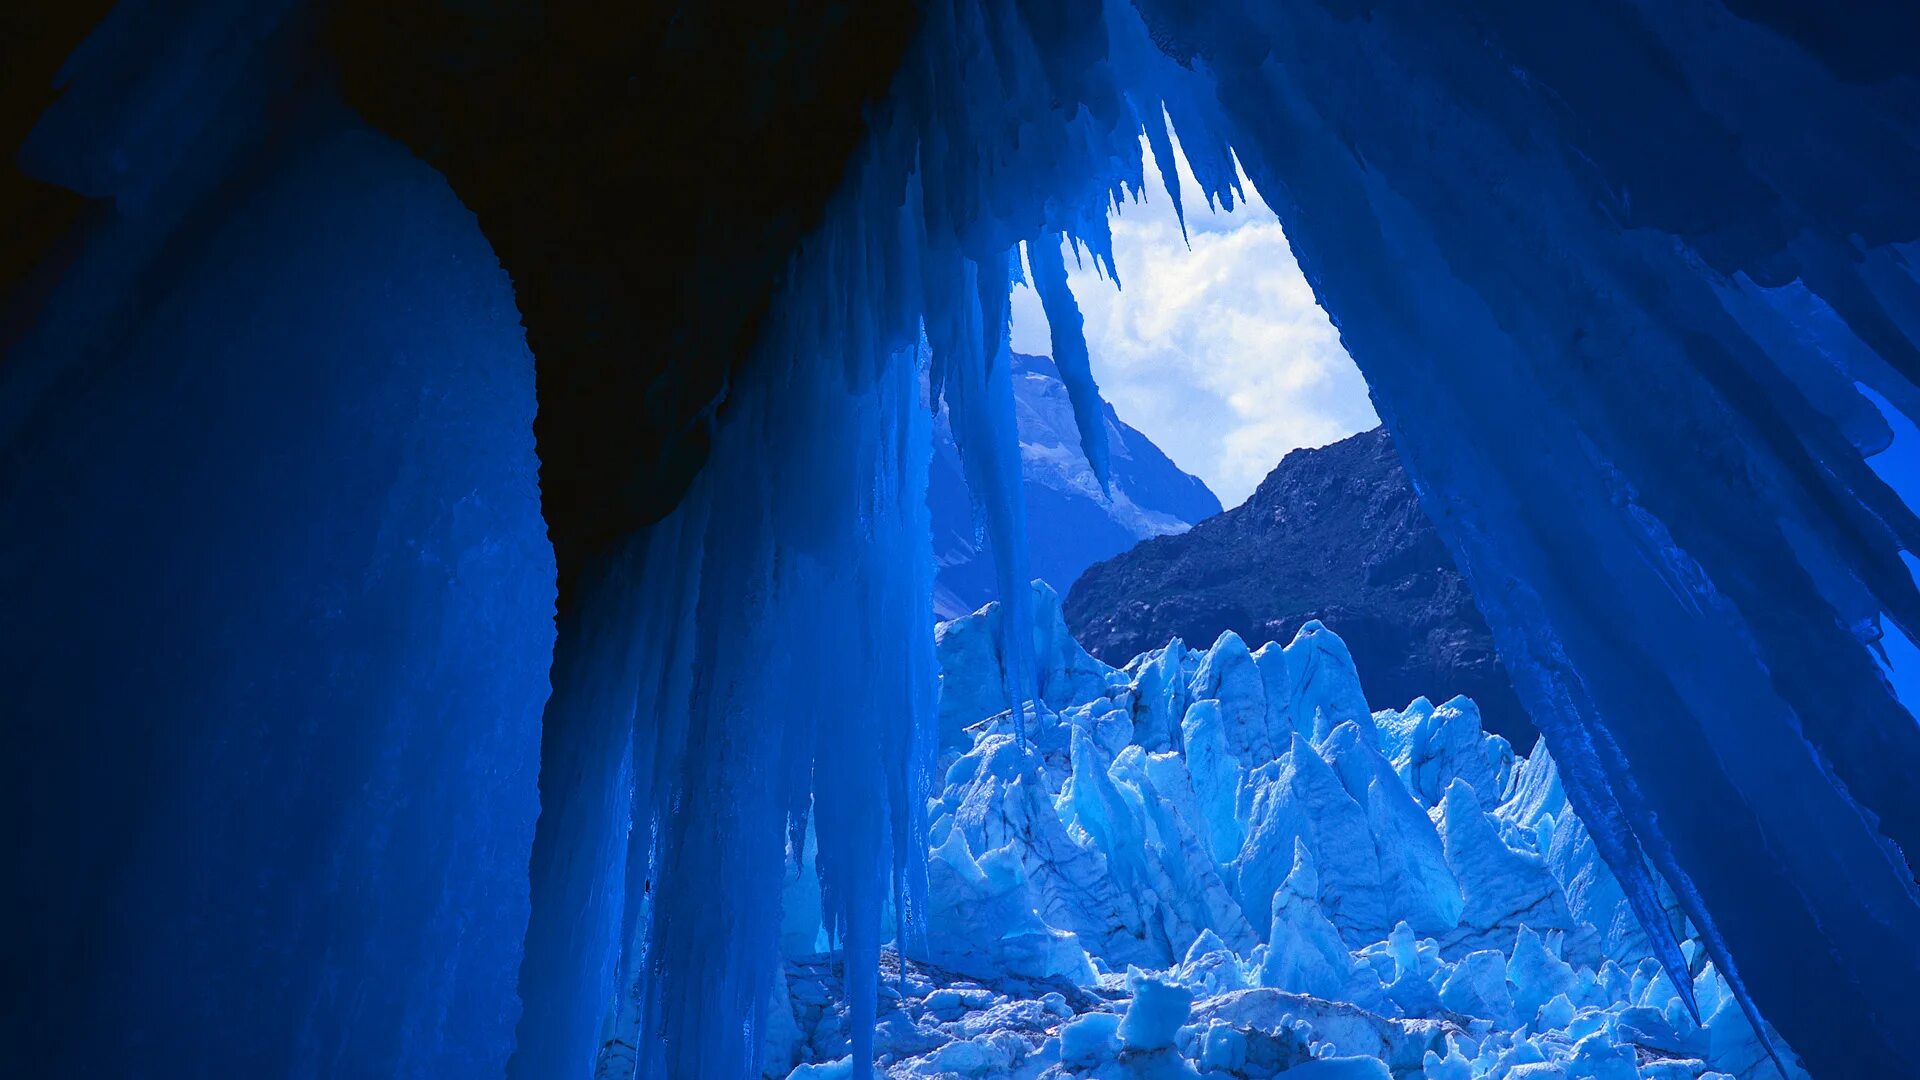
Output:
[
  {"xmin": 549, "ymin": 0, "xmax": 1920, "ymax": 1072},
  {"xmin": 1, "ymin": 8, "xmax": 555, "ymax": 1075},
  {"xmin": 7, "ymin": 1, "xmax": 1920, "ymax": 1078},
  {"xmin": 555, "ymin": 0, "xmax": 1920, "ymax": 1073},
  {"xmin": 1127, "ymin": 5, "xmax": 1920, "ymax": 1076}
]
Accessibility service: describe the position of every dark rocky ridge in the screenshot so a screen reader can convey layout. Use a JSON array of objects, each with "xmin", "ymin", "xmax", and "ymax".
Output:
[{"xmin": 1063, "ymin": 427, "xmax": 1533, "ymax": 747}]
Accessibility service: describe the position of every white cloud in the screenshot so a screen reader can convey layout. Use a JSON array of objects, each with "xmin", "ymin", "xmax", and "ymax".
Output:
[{"xmin": 1010, "ymin": 140, "xmax": 1377, "ymax": 508}]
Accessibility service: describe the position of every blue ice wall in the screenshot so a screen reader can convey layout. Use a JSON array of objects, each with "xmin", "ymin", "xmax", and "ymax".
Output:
[
  {"xmin": 548, "ymin": 5, "xmax": 1193, "ymax": 1074},
  {"xmin": 15, "ymin": 1, "xmax": 1920, "ymax": 1078},
  {"xmin": 503, "ymin": 23, "xmax": 1167, "ymax": 1064},
  {"xmin": 566, "ymin": 340, "xmax": 941, "ymax": 1080},
  {"xmin": 1118, "ymin": 2, "xmax": 1920, "ymax": 1074},
  {"xmin": 586, "ymin": 1, "xmax": 1920, "ymax": 1075},
  {"xmin": 2, "ymin": 57, "xmax": 554, "ymax": 1080}
]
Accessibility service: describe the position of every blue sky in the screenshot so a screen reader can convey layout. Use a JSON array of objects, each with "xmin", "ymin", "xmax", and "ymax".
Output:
[{"xmin": 1010, "ymin": 141, "xmax": 1377, "ymax": 509}]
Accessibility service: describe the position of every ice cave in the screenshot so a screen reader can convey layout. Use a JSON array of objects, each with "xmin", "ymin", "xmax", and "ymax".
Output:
[{"xmin": 4, "ymin": 2, "xmax": 1919, "ymax": 1078}]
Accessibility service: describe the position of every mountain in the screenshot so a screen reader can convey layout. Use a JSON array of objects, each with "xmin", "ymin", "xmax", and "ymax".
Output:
[
  {"xmin": 928, "ymin": 352, "xmax": 1220, "ymax": 619},
  {"xmin": 1063, "ymin": 427, "xmax": 1533, "ymax": 747}
]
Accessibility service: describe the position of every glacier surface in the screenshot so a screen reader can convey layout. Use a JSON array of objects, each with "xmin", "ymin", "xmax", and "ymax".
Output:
[{"xmin": 762, "ymin": 595, "xmax": 1804, "ymax": 1080}]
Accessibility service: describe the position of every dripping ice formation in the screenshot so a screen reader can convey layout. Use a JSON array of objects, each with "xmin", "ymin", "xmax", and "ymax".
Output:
[
  {"xmin": 651, "ymin": 2, "xmax": 1920, "ymax": 1075},
  {"xmin": 761, "ymin": 596, "xmax": 1804, "ymax": 1080},
  {"xmin": 545, "ymin": 9, "xmax": 1241, "ymax": 1074},
  {"xmin": 5, "ymin": 99, "xmax": 557, "ymax": 1075},
  {"xmin": 6, "ymin": 0, "xmax": 1920, "ymax": 1077}
]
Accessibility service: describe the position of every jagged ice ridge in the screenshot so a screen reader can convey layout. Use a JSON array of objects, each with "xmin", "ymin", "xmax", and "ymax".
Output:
[{"xmin": 764, "ymin": 591, "xmax": 1802, "ymax": 1080}]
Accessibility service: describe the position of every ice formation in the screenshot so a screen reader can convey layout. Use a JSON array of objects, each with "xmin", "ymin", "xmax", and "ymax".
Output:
[
  {"xmin": 682, "ymin": 3, "xmax": 1920, "ymax": 1073},
  {"xmin": 764, "ymin": 593, "xmax": 1806, "ymax": 1080},
  {"xmin": 9, "ymin": 0, "xmax": 1920, "ymax": 1077},
  {"xmin": 4, "ymin": 104, "xmax": 556, "ymax": 1075}
]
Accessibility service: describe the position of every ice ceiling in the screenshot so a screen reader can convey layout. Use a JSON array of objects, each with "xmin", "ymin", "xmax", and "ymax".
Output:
[{"xmin": 4, "ymin": 1, "xmax": 1919, "ymax": 1077}]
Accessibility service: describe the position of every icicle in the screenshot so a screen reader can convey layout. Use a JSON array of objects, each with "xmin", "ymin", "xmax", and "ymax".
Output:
[
  {"xmin": 1138, "ymin": 104, "xmax": 1189, "ymax": 243},
  {"xmin": 1025, "ymin": 233, "xmax": 1111, "ymax": 494},
  {"xmin": 929, "ymin": 251, "xmax": 1038, "ymax": 743},
  {"xmin": 891, "ymin": 340, "xmax": 939, "ymax": 978}
]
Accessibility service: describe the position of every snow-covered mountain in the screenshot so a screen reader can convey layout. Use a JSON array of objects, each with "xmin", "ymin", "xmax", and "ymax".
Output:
[
  {"xmin": 1066, "ymin": 428, "xmax": 1533, "ymax": 749},
  {"xmin": 766, "ymin": 584, "xmax": 1805, "ymax": 1080},
  {"xmin": 929, "ymin": 353, "xmax": 1220, "ymax": 619}
]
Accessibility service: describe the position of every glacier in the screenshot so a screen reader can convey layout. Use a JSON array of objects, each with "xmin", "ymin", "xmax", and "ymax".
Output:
[
  {"xmin": 762, "ymin": 597, "xmax": 1804, "ymax": 1080},
  {"xmin": 6, "ymin": 0, "xmax": 1920, "ymax": 1077}
]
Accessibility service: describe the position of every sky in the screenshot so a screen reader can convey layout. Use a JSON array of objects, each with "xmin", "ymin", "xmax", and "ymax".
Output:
[{"xmin": 1009, "ymin": 141, "xmax": 1378, "ymax": 509}]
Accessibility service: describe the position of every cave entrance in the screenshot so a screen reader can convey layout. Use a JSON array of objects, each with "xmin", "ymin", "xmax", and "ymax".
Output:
[
  {"xmin": 763, "ymin": 137, "xmax": 1795, "ymax": 1080},
  {"xmin": 976, "ymin": 136, "xmax": 1534, "ymax": 752},
  {"xmin": 1008, "ymin": 138, "xmax": 1375, "ymax": 514},
  {"xmin": 931, "ymin": 133, "xmax": 1375, "ymax": 618}
]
